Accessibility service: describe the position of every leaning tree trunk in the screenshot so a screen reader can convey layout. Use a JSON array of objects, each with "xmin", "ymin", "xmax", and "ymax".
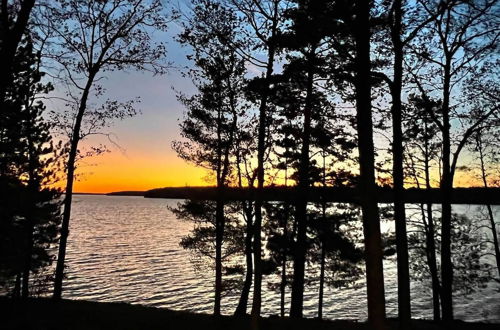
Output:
[
  {"xmin": 390, "ymin": 0, "xmax": 411, "ymax": 326},
  {"xmin": 426, "ymin": 203, "xmax": 441, "ymax": 321},
  {"xmin": 54, "ymin": 73, "xmax": 96, "ymax": 299},
  {"xmin": 354, "ymin": 1, "xmax": 387, "ymax": 329},
  {"xmin": 234, "ymin": 202, "xmax": 253, "ymax": 315}
]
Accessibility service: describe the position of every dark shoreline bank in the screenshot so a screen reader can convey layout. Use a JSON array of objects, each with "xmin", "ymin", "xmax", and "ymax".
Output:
[
  {"xmin": 103, "ymin": 187, "xmax": 500, "ymax": 205},
  {"xmin": 105, "ymin": 186, "xmax": 500, "ymax": 205},
  {"xmin": 1, "ymin": 298, "xmax": 498, "ymax": 330}
]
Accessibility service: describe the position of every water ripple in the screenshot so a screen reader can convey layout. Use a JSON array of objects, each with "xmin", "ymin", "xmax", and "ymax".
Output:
[{"xmin": 62, "ymin": 195, "xmax": 500, "ymax": 322}]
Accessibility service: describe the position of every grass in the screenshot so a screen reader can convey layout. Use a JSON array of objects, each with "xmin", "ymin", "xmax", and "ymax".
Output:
[{"xmin": 1, "ymin": 297, "xmax": 498, "ymax": 330}]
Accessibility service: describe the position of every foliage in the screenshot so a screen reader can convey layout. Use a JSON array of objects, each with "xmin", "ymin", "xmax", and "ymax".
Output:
[
  {"xmin": 0, "ymin": 36, "xmax": 61, "ymax": 295},
  {"xmin": 408, "ymin": 212, "xmax": 493, "ymax": 295}
]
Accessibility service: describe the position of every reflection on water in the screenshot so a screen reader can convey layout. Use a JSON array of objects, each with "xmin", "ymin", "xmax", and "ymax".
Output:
[{"xmin": 64, "ymin": 195, "xmax": 500, "ymax": 321}]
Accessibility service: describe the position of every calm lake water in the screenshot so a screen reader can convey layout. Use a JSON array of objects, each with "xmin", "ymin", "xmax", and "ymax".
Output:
[{"xmin": 63, "ymin": 195, "xmax": 500, "ymax": 322}]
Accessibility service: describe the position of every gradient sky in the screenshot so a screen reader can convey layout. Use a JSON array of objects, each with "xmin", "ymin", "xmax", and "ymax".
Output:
[
  {"xmin": 53, "ymin": 13, "xmax": 480, "ymax": 194},
  {"xmin": 49, "ymin": 22, "xmax": 215, "ymax": 193}
]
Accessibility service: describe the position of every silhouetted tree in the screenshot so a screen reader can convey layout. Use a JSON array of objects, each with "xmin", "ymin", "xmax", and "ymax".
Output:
[
  {"xmin": 0, "ymin": 0, "xmax": 36, "ymax": 103},
  {"xmin": 229, "ymin": 0, "xmax": 284, "ymax": 316},
  {"xmin": 404, "ymin": 95, "xmax": 443, "ymax": 320},
  {"xmin": 0, "ymin": 36, "xmax": 61, "ymax": 298},
  {"xmin": 233, "ymin": 116, "xmax": 257, "ymax": 316},
  {"xmin": 353, "ymin": 0, "xmax": 387, "ymax": 328},
  {"xmin": 408, "ymin": 0, "xmax": 499, "ymax": 320},
  {"xmin": 39, "ymin": 0, "xmax": 170, "ymax": 299},
  {"xmin": 308, "ymin": 204, "xmax": 364, "ymax": 320},
  {"xmin": 174, "ymin": 0, "xmax": 246, "ymax": 315},
  {"xmin": 170, "ymin": 199, "xmax": 246, "ymax": 301},
  {"xmin": 274, "ymin": 0, "xmax": 340, "ymax": 317},
  {"xmin": 473, "ymin": 128, "xmax": 500, "ymax": 279},
  {"xmin": 408, "ymin": 211, "xmax": 494, "ymax": 298}
]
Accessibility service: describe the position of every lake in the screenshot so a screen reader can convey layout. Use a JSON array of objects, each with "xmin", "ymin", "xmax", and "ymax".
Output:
[{"xmin": 62, "ymin": 195, "xmax": 500, "ymax": 321}]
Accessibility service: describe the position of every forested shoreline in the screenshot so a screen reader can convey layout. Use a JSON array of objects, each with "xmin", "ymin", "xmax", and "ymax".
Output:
[{"xmin": 1, "ymin": 1, "xmax": 499, "ymax": 330}]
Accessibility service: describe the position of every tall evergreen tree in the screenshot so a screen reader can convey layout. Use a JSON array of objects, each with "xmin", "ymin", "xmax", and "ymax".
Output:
[
  {"xmin": 274, "ymin": 0, "xmax": 340, "ymax": 317},
  {"xmin": 228, "ymin": 0, "xmax": 284, "ymax": 316},
  {"xmin": 0, "ymin": 0, "xmax": 36, "ymax": 103},
  {"xmin": 0, "ymin": 36, "xmax": 61, "ymax": 298},
  {"xmin": 353, "ymin": 0, "xmax": 387, "ymax": 328},
  {"xmin": 174, "ymin": 0, "xmax": 246, "ymax": 315}
]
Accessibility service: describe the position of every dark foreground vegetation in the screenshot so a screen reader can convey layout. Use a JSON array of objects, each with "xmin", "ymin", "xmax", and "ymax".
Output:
[{"xmin": 1, "ymin": 298, "xmax": 498, "ymax": 330}]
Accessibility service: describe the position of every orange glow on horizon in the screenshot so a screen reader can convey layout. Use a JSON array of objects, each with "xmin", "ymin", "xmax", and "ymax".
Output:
[
  {"xmin": 68, "ymin": 151, "xmax": 211, "ymax": 194},
  {"xmin": 58, "ymin": 143, "xmax": 489, "ymax": 194}
]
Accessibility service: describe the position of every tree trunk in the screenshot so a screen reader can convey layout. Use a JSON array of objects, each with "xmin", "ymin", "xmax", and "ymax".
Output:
[
  {"xmin": 318, "ymin": 241, "xmax": 326, "ymax": 320},
  {"xmin": 486, "ymin": 203, "xmax": 500, "ymax": 278},
  {"xmin": 251, "ymin": 38, "xmax": 277, "ymax": 319},
  {"xmin": 290, "ymin": 48, "xmax": 315, "ymax": 318},
  {"xmin": 214, "ymin": 196, "xmax": 225, "ymax": 316},
  {"xmin": 426, "ymin": 203, "xmax": 441, "ymax": 321},
  {"xmin": 477, "ymin": 134, "xmax": 500, "ymax": 278},
  {"xmin": 423, "ymin": 117, "xmax": 441, "ymax": 321},
  {"xmin": 235, "ymin": 203, "xmax": 253, "ymax": 315},
  {"xmin": 390, "ymin": 1, "xmax": 411, "ymax": 327},
  {"xmin": 21, "ymin": 221, "xmax": 33, "ymax": 298},
  {"xmin": 13, "ymin": 273, "xmax": 21, "ymax": 298},
  {"xmin": 354, "ymin": 1, "xmax": 387, "ymax": 329},
  {"xmin": 54, "ymin": 74, "xmax": 96, "ymax": 299},
  {"xmin": 280, "ymin": 202, "xmax": 289, "ymax": 318},
  {"xmin": 440, "ymin": 61, "xmax": 453, "ymax": 322}
]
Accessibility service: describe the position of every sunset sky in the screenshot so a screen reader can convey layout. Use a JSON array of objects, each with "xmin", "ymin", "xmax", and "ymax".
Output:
[
  {"xmin": 46, "ymin": 22, "xmax": 216, "ymax": 193},
  {"xmin": 72, "ymin": 69, "xmax": 213, "ymax": 193},
  {"xmin": 48, "ymin": 15, "xmax": 479, "ymax": 194}
]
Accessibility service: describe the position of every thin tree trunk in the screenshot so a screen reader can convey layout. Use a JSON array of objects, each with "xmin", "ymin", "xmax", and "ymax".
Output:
[
  {"xmin": 251, "ymin": 35, "xmax": 277, "ymax": 319},
  {"xmin": 485, "ymin": 203, "xmax": 500, "ymax": 278},
  {"xmin": 318, "ymin": 241, "xmax": 326, "ymax": 320},
  {"xmin": 423, "ymin": 127, "xmax": 441, "ymax": 321},
  {"xmin": 214, "ymin": 196, "xmax": 225, "ymax": 316},
  {"xmin": 280, "ymin": 162, "xmax": 290, "ymax": 318},
  {"xmin": 426, "ymin": 203, "xmax": 441, "ymax": 321},
  {"xmin": 476, "ymin": 134, "xmax": 500, "ymax": 278},
  {"xmin": 318, "ymin": 155, "xmax": 327, "ymax": 320},
  {"xmin": 354, "ymin": 1, "xmax": 387, "ymax": 328},
  {"xmin": 54, "ymin": 73, "xmax": 96, "ymax": 299},
  {"xmin": 290, "ymin": 48, "xmax": 315, "ymax": 318},
  {"xmin": 13, "ymin": 273, "xmax": 21, "ymax": 298},
  {"xmin": 440, "ymin": 61, "xmax": 453, "ymax": 322},
  {"xmin": 390, "ymin": 1, "xmax": 411, "ymax": 327},
  {"xmin": 22, "ymin": 110, "xmax": 39, "ymax": 299},
  {"xmin": 21, "ymin": 221, "xmax": 33, "ymax": 298},
  {"xmin": 235, "ymin": 203, "xmax": 253, "ymax": 315},
  {"xmin": 280, "ymin": 215, "xmax": 287, "ymax": 318}
]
